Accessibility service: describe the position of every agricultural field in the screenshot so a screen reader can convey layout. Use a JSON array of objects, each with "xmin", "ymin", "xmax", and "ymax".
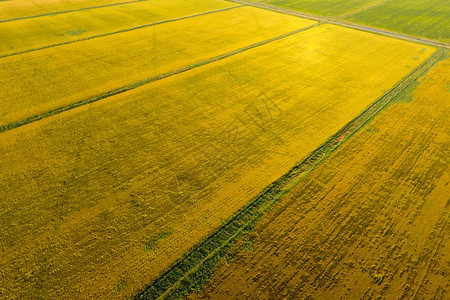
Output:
[
  {"xmin": 1, "ymin": 0, "xmax": 449, "ymax": 299},
  {"xmin": 0, "ymin": 18, "xmax": 435, "ymax": 299},
  {"xmin": 346, "ymin": 0, "xmax": 450, "ymax": 42},
  {"xmin": 0, "ymin": 5, "xmax": 315, "ymax": 127},
  {"xmin": 251, "ymin": 0, "xmax": 450, "ymax": 42},
  {"xmin": 0, "ymin": 0, "xmax": 238, "ymax": 56},
  {"xmin": 0, "ymin": 0, "xmax": 149, "ymax": 20},
  {"xmin": 192, "ymin": 55, "xmax": 450, "ymax": 300},
  {"xmin": 262, "ymin": 0, "xmax": 382, "ymax": 16}
]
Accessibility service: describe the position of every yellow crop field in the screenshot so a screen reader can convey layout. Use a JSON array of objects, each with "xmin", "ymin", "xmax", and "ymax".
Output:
[
  {"xmin": 194, "ymin": 57, "xmax": 449, "ymax": 299},
  {"xmin": 0, "ymin": 6, "xmax": 315, "ymax": 127},
  {"xmin": 0, "ymin": 0, "xmax": 237, "ymax": 56},
  {"xmin": 0, "ymin": 24, "xmax": 435, "ymax": 299},
  {"xmin": 0, "ymin": 0, "xmax": 142, "ymax": 20}
]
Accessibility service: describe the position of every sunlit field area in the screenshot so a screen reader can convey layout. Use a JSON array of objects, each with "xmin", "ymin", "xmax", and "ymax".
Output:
[
  {"xmin": 0, "ymin": 0, "xmax": 448, "ymax": 299},
  {"xmin": 194, "ymin": 55, "xmax": 450, "ymax": 300}
]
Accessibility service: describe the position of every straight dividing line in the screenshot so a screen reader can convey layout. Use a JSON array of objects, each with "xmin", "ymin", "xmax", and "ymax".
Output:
[
  {"xmin": 0, "ymin": 23, "xmax": 319, "ymax": 134},
  {"xmin": 0, "ymin": 0, "xmax": 150, "ymax": 23},
  {"xmin": 225, "ymin": 0, "xmax": 450, "ymax": 49},
  {"xmin": 0, "ymin": 5, "xmax": 245, "ymax": 59},
  {"xmin": 133, "ymin": 47, "xmax": 447, "ymax": 300}
]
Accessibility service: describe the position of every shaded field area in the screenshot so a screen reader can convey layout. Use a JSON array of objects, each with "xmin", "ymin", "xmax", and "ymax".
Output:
[
  {"xmin": 192, "ymin": 56, "xmax": 449, "ymax": 300},
  {"xmin": 0, "ymin": 0, "xmax": 237, "ymax": 56},
  {"xmin": 346, "ymin": 0, "xmax": 450, "ymax": 43},
  {"xmin": 0, "ymin": 24, "xmax": 434, "ymax": 299},
  {"xmin": 0, "ymin": 5, "xmax": 315, "ymax": 127}
]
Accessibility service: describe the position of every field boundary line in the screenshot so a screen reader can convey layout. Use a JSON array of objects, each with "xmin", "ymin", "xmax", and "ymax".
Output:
[
  {"xmin": 133, "ymin": 48, "xmax": 447, "ymax": 300},
  {"xmin": 0, "ymin": 5, "xmax": 244, "ymax": 59},
  {"xmin": 338, "ymin": 0, "xmax": 393, "ymax": 18},
  {"xmin": 225, "ymin": 0, "xmax": 450, "ymax": 49},
  {"xmin": 0, "ymin": 23, "xmax": 319, "ymax": 134},
  {"xmin": 0, "ymin": 0, "xmax": 151, "ymax": 23}
]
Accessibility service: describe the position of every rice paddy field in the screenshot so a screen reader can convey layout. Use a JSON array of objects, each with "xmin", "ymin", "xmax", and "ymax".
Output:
[
  {"xmin": 192, "ymin": 56, "xmax": 450, "ymax": 300},
  {"xmin": 0, "ymin": 0, "xmax": 448, "ymax": 299}
]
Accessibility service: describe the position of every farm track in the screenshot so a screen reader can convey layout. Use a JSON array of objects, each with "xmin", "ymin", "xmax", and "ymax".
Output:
[
  {"xmin": 226, "ymin": 0, "xmax": 450, "ymax": 49},
  {"xmin": 0, "ymin": 23, "xmax": 319, "ymax": 134},
  {"xmin": 0, "ymin": 5, "xmax": 244, "ymax": 59},
  {"xmin": 0, "ymin": 0, "xmax": 151, "ymax": 23},
  {"xmin": 134, "ymin": 48, "xmax": 447, "ymax": 300}
]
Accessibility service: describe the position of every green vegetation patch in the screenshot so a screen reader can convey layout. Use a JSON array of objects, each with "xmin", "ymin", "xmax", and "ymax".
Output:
[
  {"xmin": 65, "ymin": 29, "xmax": 86, "ymax": 36},
  {"xmin": 346, "ymin": 0, "xmax": 450, "ymax": 42}
]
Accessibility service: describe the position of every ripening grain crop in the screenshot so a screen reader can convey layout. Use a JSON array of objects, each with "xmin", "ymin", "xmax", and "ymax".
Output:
[
  {"xmin": 0, "ymin": 6, "xmax": 315, "ymax": 127},
  {"xmin": 0, "ymin": 0, "xmax": 145, "ymax": 20},
  {"xmin": 268, "ymin": 0, "xmax": 381, "ymax": 16},
  {"xmin": 0, "ymin": 24, "xmax": 434, "ymax": 299},
  {"xmin": 249, "ymin": 0, "xmax": 449, "ymax": 42},
  {"xmin": 0, "ymin": 0, "xmax": 238, "ymax": 56},
  {"xmin": 194, "ymin": 57, "xmax": 449, "ymax": 300}
]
